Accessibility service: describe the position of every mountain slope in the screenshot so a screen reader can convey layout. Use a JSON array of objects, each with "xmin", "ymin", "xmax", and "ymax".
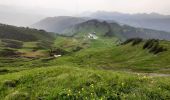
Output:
[
  {"xmin": 0, "ymin": 23, "xmax": 55, "ymax": 57},
  {"xmin": 0, "ymin": 23, "xmax": 54, "ymax": 42},
  {"xmin": 62, "ymin": 20, "xmax": 111, "ymax": 36},
  {"xmin": 90, "ymin": 11, "xmax": 170, "ymax": 32},
  {"xmin": 32, "ymin": 16, "xmax": 89, "ymax": 33},
  {"xmin": 62, "ymin": 20, "xmax": 170, "ymax": 41}
]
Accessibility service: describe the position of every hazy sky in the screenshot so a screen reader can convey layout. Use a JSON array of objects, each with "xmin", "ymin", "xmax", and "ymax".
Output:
[{"xmin": 0, "ymin": 0, "xmax": 170, "ymax": 15}]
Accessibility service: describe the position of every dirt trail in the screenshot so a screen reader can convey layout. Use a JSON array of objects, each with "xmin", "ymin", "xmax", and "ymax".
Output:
[{"xmin": 126, "ymin": 71, "xmax": 170, "ymax": 77}]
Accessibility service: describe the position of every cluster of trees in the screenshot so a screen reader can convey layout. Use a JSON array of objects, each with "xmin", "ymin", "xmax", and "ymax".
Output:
[
  {"xmin": 122, "ymin": 38, "xmax": 167, "ymax": 54},
  {"xmin": 122, "ymin": 38, "xmax": 143, "ymax": 46},
  {"xmin": 143, "ymin": 39, "xmax": 167, "ymax": 54}
]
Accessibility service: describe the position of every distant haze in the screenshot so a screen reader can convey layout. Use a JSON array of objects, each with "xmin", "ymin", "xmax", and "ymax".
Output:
[
  {"xmin": 0, "ymin": 0, "xmax": 170, "ymax": 27},
  {"xmin": 0, "ymin": 0, "xmax": 170, "ymax": 15}
]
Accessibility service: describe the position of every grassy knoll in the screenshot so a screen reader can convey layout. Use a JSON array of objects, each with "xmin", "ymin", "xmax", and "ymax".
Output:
[{"xmin": 0, "ymin": 66, "xmax": 170, "ymax": 100}]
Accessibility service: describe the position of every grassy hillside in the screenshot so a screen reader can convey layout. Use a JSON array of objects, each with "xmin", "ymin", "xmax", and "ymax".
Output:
[
  {"xmin": 49, "ymin": 37, "xmax": 170, "ymax": 73},
  {"xmin": 0, "ymin": 33, "xmax": 170, "ymax": 99},
  {"xmin": 0, "ymin": 66, "xmax": 170, "ymax": 99},
  {"xmin": 0, "ymin": 24, "xmax": 54, "ymax": 42},
  {"xmin": 0, "ymin": 23, "xmax": 55, "ymax": 58}
]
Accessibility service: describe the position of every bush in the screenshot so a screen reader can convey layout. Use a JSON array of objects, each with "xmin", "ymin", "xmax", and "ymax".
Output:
[
  {"xmin": 3, "ymin": 80, "xmax": 19, "ymax": 87},
  {"xmin": 143, "ymin": 39, "xmax": 167, "ymax": 54},
  {"xmin": 122, "ymin": 38, "xmax": 143, "ymax": 46},
  {"xmin": 1, "ymin": 39, "xmax": 23, "ymax": 49},
  {"xmin": 153, "ymin": 46, "xmax": 167, "ymax": 54},
  {"xmin": 0, "ymin": 48, "xmax": 20, "ymax": 57},
  {"xmin": 49, "ymin": 48, "xmax": 69, "ymax": 56},
  {"xmin": 72, "ymin": 46, "xmax": 83, "ymax": 52},
  {"xmin": 0, "ymin": 69, "xmax": 9, "ymax": 74},
  {"xmin": 143, "ymin": 39, "xmax": 158, "ymax": 49}
]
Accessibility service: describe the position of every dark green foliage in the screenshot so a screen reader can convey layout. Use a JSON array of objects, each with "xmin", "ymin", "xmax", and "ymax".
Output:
[
  {"xmin": 49, "ymin": 48, "xmax": 69, "ymax": 56},
  {"xmin": 143, "ymin": 39, "xmax": 167, "ymax": 54},
  {"xmin": 3, "ymin": 80, "xmax": 19, "ymax": 88},
  {"xmin": 151, "ymin": 46, "xmax": 167, "ymax": 54},
  {"xmin": 0, "ymin": 69, "xmax": 9, "ymax": 74},
  {"xmin": 122, "ymin": 38, "xmax": 143, "ymax": 46},
  {"xmin": 131, "ymin": 38, "xmax": 143, "ymax": 46},
  {"xmin": 33, "ymin": 41, "xmax": 53, "ymax": 51},
  {"xmin": 0, "ymin": 24, "xmax": 54, "ymax": 42},
  {"xmin": 72, "ymin": 46, "xmax": 83, "ymax": 52},
  {"xmin": 1, "ymin": 39, "xmax": 23, "ymax": 49},
  {"xmin": 143, "ymin": 39, "xmax": 159, "ymax": 49},
  {"xmin": 122, "ymin": 38, "xmax": 167, "ymax": 54},
  {"xmin": 0, "ymin": 48, "xmax": 20, "ymax": 57}
]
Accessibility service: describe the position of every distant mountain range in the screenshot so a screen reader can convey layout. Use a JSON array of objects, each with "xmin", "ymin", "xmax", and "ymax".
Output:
[
  {"xmin": 0, "ymin": 5, "xmax": 73, "ymax": 26},
  {"xmin": 32, "ymin": 16, "xmax": 170, "ymax": 41},
  {"xmin": 31, "ymin": 16, "xmax": 89, "ymax": 33},
  {"xmin": 89, "ymin": 11, "xmax": 170, "ymax": 32},
  {"xmin": 63, "ymin": 19, "xmax": 170, "ymax": 41}
]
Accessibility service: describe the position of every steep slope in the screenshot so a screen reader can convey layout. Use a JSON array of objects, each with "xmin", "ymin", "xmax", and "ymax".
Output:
[
  {"xmin": 62, "ymin": 20, "xmax": 112, "ymax": 36},
  {"xmin": 63, "ymin": 20, "xmax": 170, "ymax": 41},
  {"xmin": 90, "ymin": 11, "xmax": 170, "ymax": 32},
  {"xmin": 0, "ymin": 23, "xmax": 54, "ymax": 42},
  {"xmin": 0, "ymin": 35, "xmax": 170, "ymax": 99},
  {"xmin": 32, "ymin": 16, "xmax": 89, "ymax": 33},
  {"xmin": 0, "ymin": 23, "xmax": 55, "ymax": 57}
]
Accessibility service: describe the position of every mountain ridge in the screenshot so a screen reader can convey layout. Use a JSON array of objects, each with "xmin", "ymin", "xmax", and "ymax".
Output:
[
  {"xmin": 89, "ymin": 11, "xmax": 170, "ymax": 32},
  {"xmin": 62, "ymin": 19, "xmax": 170, "ymax": 41},
  {"xmin": 0, "ymin": 23, "xmax": 54, "ymax": 42},
  {"xmin": 31, "ymin": 16, "xmax": 89, "ymax": 33}
]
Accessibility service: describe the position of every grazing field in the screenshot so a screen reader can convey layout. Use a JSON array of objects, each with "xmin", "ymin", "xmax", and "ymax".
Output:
[{"xmin": 0, "ymin": 36, "xmax": 170, "ymax": 99}]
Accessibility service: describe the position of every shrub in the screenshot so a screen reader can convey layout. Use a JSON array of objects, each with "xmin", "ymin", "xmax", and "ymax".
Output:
[
  {"xmin": 153, "ymin": 46, "xmax": 167, "ymax": 54},
  {"xmin": 3, "ymin": 80, "xmax": 19, "ymax": 87},
  {"xmin": 0, "ymin": 48, "xmax": 20, "ymax": 57},
  {"xmin": 72, "ymin": 46, "xmax": 83, "ymax": 52},
  {"xmin": 143, "ymin": 39, "xmax": 167, "ymax": 54},
  {"xmin": 1, "ymin": 39, "xmax": 23, "ymax": 49},
  {"xmin": 143, "ymin": 39, "xmax": 158, "ymax": 49},
  {"xmin": 0, "ymin": 69, "xmax": 9, "ymax": 74},
  {"xmin": 49, "ymin": 48, "xmax": 69, "ymax": 56},
  {"xmin": 122, "ymin": 38, "xmax": 143, "ymax": 46},
  {"xmin": 131, "ymin": 38, "xmax": 143, "ymax": 46}
]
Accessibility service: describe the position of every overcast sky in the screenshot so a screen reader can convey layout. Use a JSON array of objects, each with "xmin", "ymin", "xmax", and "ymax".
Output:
[{"xmin": 0, "ymin": 0, "xmax": 170, "ymax": 15}]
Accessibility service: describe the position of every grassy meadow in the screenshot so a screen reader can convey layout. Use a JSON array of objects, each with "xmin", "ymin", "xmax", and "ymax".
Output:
[{"xmin": 0, "ymin": 35, "xmax": 170, "ymax": 99}]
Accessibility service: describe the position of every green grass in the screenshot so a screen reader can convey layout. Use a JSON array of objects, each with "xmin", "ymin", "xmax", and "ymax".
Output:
[
  {"xmin": 49, "ymin": 37, "xmax": 170, "ymax": 73},
  {"xmin": 1, "ymin": 36, "xmax": 170, "ymax": 74},
  {"xmin": 0, "ymin": 66, "xmax": 170, "ymax": 100},
  {"xmin": 1, "ymin": 36, "xmax": 170, "ymax": 99}
]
